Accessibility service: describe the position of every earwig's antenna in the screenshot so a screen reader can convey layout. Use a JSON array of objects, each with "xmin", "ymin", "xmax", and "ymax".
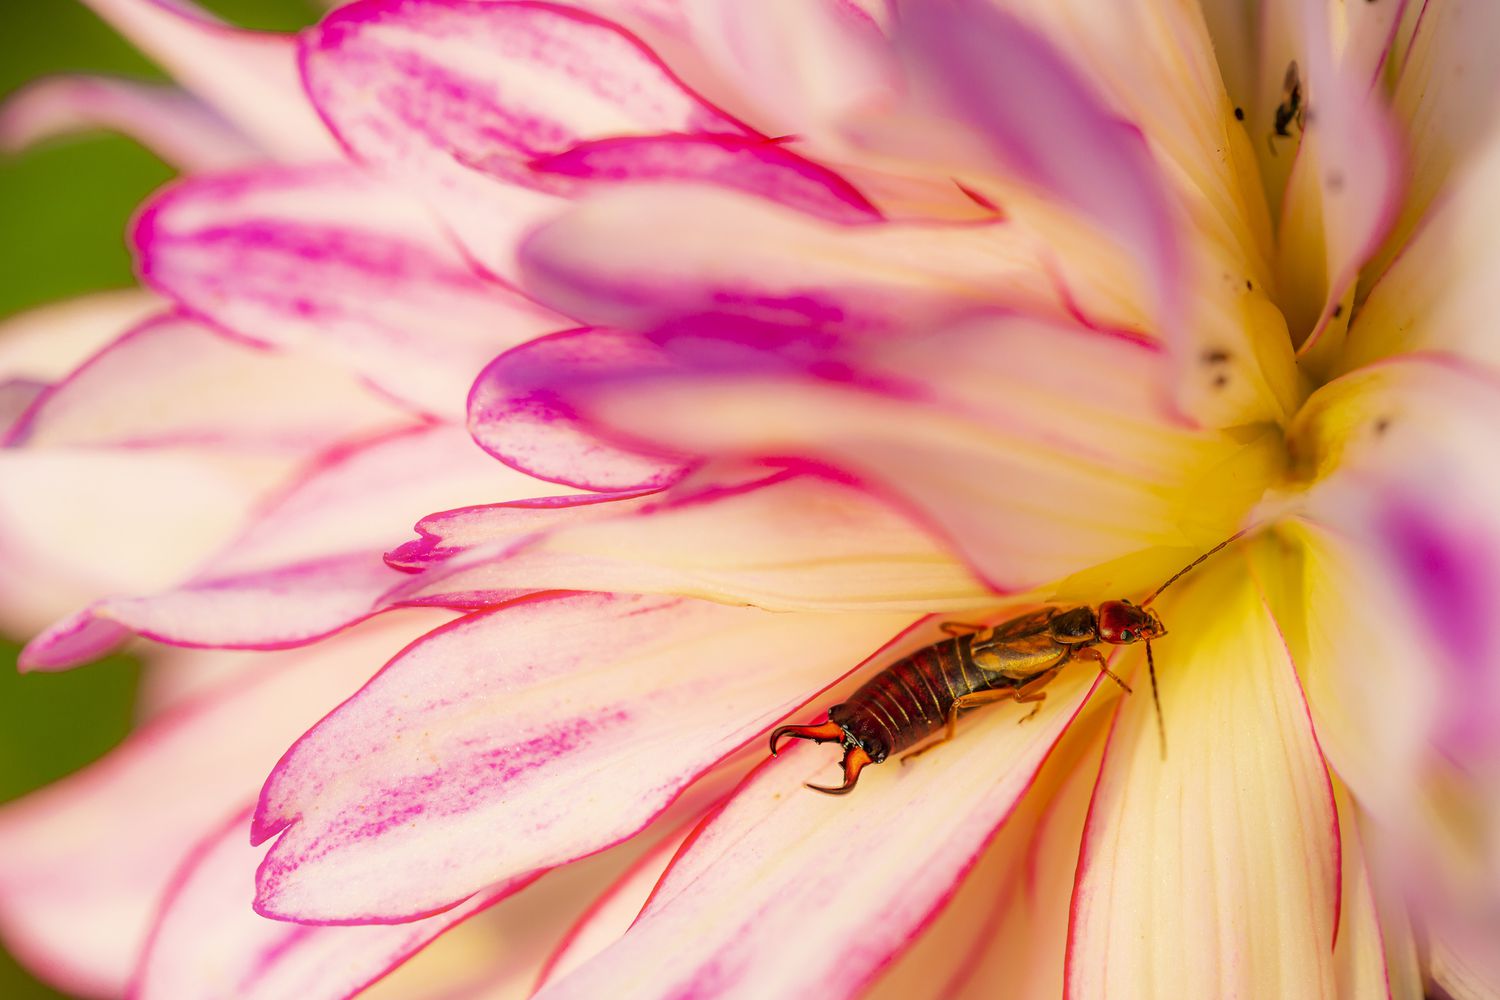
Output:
[
  {"xmin": 1139, "ymin": 528, "xmax": 1249, "ymax": 760},
  {"xmin": 1145, "ymin": 641, "xmax": 1166, "ymax": 759},
  {"xmin": 1142, "ymin": 529, "xmax": 1248, "ymax": 607}
]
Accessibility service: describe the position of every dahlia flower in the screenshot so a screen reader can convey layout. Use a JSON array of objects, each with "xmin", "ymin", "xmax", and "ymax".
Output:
[{"xmin": 2, "ymin": 0, "xmax": 1499, "ymax": 998}]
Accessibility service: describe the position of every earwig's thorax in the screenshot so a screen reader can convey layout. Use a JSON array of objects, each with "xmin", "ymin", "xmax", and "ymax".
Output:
[
  {"xmin": 1097, "ymin": 600, "xmax": 1165, "ymax": 645},
  {"xmin": 1046, "ymin": 605, "xmax": 1098, "ymax": 644}
]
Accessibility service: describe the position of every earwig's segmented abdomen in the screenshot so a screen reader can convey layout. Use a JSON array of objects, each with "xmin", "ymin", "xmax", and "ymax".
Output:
[{"xmin": 830, "ymin": 636, "xmax": 994, "ymax": 762}]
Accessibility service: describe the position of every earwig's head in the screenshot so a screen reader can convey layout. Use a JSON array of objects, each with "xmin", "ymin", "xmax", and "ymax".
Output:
[{"xmin": 1096, "ymin": 600, "xmax": 1165, "ymax": 645}]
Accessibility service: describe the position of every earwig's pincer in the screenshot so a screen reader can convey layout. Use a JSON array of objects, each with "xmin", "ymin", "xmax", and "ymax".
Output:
[
  {"xmin": 806, "ymin": 746, "xmax": 873, "ymax": 795},
  {"xmin": 768, "ymin": 719, "xmax": 845, "ymax": 756}
]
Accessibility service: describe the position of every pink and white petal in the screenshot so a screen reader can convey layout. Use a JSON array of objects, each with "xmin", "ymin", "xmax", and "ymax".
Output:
[
  {"xmin": 1275, "ymin": 4, "xmax": 1404, "ymax": 368},
  {"xmin": 77, "ymin": 0, "xmax": 336, "ymax": 159},
  {"xmin": 869, "ymin": 694, "xmax": 1110, "ymax": 1000},
  {"xmin": 1430, "ymin": 927, "xmax": 1500, "ymax": 1000},
  {"xmin": 19, "ymin": 425, "xmax": 548, "ymax": 668},
  {"xmin": 533, "ymin": 823, "xmax": 693, "ymax": 990},
  {"xmin": 299, "ymin": 0, "xmax": 748, "ymax": 277},
  {"xmin": 367, "ymin": 764, "xmax": 746, "ymax": 1000},
  {"xmin": 0, "ymin": 75, "xmax": 258, "ymax": 171},
  {"xmin": 1287, "ymin": 358, "xmax": 1500, "ymax": 764},
  {"xmin": 135, "ymin": 164, "xmax": 560, "ymax": 417},
  {"xmin": 491, "ymin": 320, "xmax": 1271, "ymax": 592},
  {"xmin": 1260, "ymin": 520, "xmax": 1440, "ymax": 867},
  {"xmin": 1346, "ymin": 125, "xmax": 1500, "ymax": 376},
  {"xmin": 467, "ymin": 328, "xmax": 692, "ymax": 491},
  {"xmin": 0, "ymin": 380, "xmax": 45, "ymax": 438},
  {"xmin": 1380, "ymin": 0, "xmax": 1500, "ymax": 271},
  {"xmin": 133, "ymin": 810, "xmax": 519, "ymax": 1000},
  {"xmin": 0, "ymin": 447, "xmax": 290, "ymax": 639},
  {"xmin": 887, "ymin": 0, "xmax": 1182, "ymax": 335},
  {"xmin": 517, "ymin": 185, "xmax": 1062, "ymax": 336},
  {"xmin": 531, "ymin": 133, "xmax": 880, "ymax": 223},
  {"xmin": 396, "ymin": 473, "xmax": 994, "ymax": 613},
  {"xmin": 1067, "ymin": 550, "xmax": 1340, "ymax": 999},
  {"xmin": 8, "ymin": 314, "xmax": 408, "ymax": 451},
  {"xmin": 1331, "ymin": 784, "xmax": 1418, "ymax": 1000},
  {"xmin": 0, "ymin": 611, "xmax": 451, "ymax": 998},
  {"xmin": 1264, "ymin": 515, "xmax": 1500, "ymax": 999},
  {"xmin": 534, "ymin": 668, "xmax": 1098, "ymax": 1000},
  {"xmin": 386, "ymin": 486, "xmax": 658, "ymax": 573},
  {"xmin": 0, "ymin": 290, "xmax": 159, "ymax": 382},
  {"xmin": 1337, "ymin": 0, "xmax": 1411, "ymax": 87},
  {"xmin": 1000, "ymin": 0, "xmax": 1271, "ymax": 298},
  {"xmin": 682, "ymin": 0, "xmax": 899, "ymax": 134},
  {"xmin": 252, "ymin": 594, "xmax": 916, "ymax": 921}
]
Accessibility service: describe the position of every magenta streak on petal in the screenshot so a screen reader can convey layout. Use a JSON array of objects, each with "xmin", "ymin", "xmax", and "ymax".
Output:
[
  {"xmin": 1377, "ymin": 496, "xmax": 1495, "ymax": 666},
  {"xmin": 530, "ymin": 133, "xmax": 881, "ymax": 223},
  {"xmin": 247, "ymin": 592, "xmax": 556, "ymax": 849},
  {"xmin": 299, "ymin": 709, "xmax": 634, "ymax": 848},
  {"xmin": 1376, "ymin": 494, "xmax": 1500, "ymax": 751}
]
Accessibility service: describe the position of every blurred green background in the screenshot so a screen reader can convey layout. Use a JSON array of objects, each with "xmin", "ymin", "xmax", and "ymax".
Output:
[{"xmin": 0, "ymin": 2, "xmax": 320, "ymax": 996}]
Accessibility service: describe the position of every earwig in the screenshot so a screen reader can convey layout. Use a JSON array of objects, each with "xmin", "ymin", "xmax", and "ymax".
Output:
[{"xmin": 768, "ymin": 532, "xmax": 1246, "ymax": 794}]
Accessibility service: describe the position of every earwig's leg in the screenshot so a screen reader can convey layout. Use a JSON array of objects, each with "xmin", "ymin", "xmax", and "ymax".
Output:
[
  {"xmin": 1074, "ymin": 647, "xmax": 1132, "ymax": 694},
  {"xmin": 768, "ymin": 719, "xmax": 844, "ymax": 756},
  {"xmin": 900, "ymin": 680, "xmax": 1056, "ymax": 767},
  {"xmin": 806, "ymin": 746, "xmax": 874, "ymax": 795},
  {"xmin": 939, "ymin": 621, "xmax": 987, "ymax": 637},
  {"xmin": 1012, "ymin": 667, "xmax": 1063, "ymax": 724}
]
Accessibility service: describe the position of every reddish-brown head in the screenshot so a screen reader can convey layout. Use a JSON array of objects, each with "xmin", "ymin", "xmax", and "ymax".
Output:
[{"xmin": 1096, "ymin": 600, "xmax": 1165, "ymax": 645}]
